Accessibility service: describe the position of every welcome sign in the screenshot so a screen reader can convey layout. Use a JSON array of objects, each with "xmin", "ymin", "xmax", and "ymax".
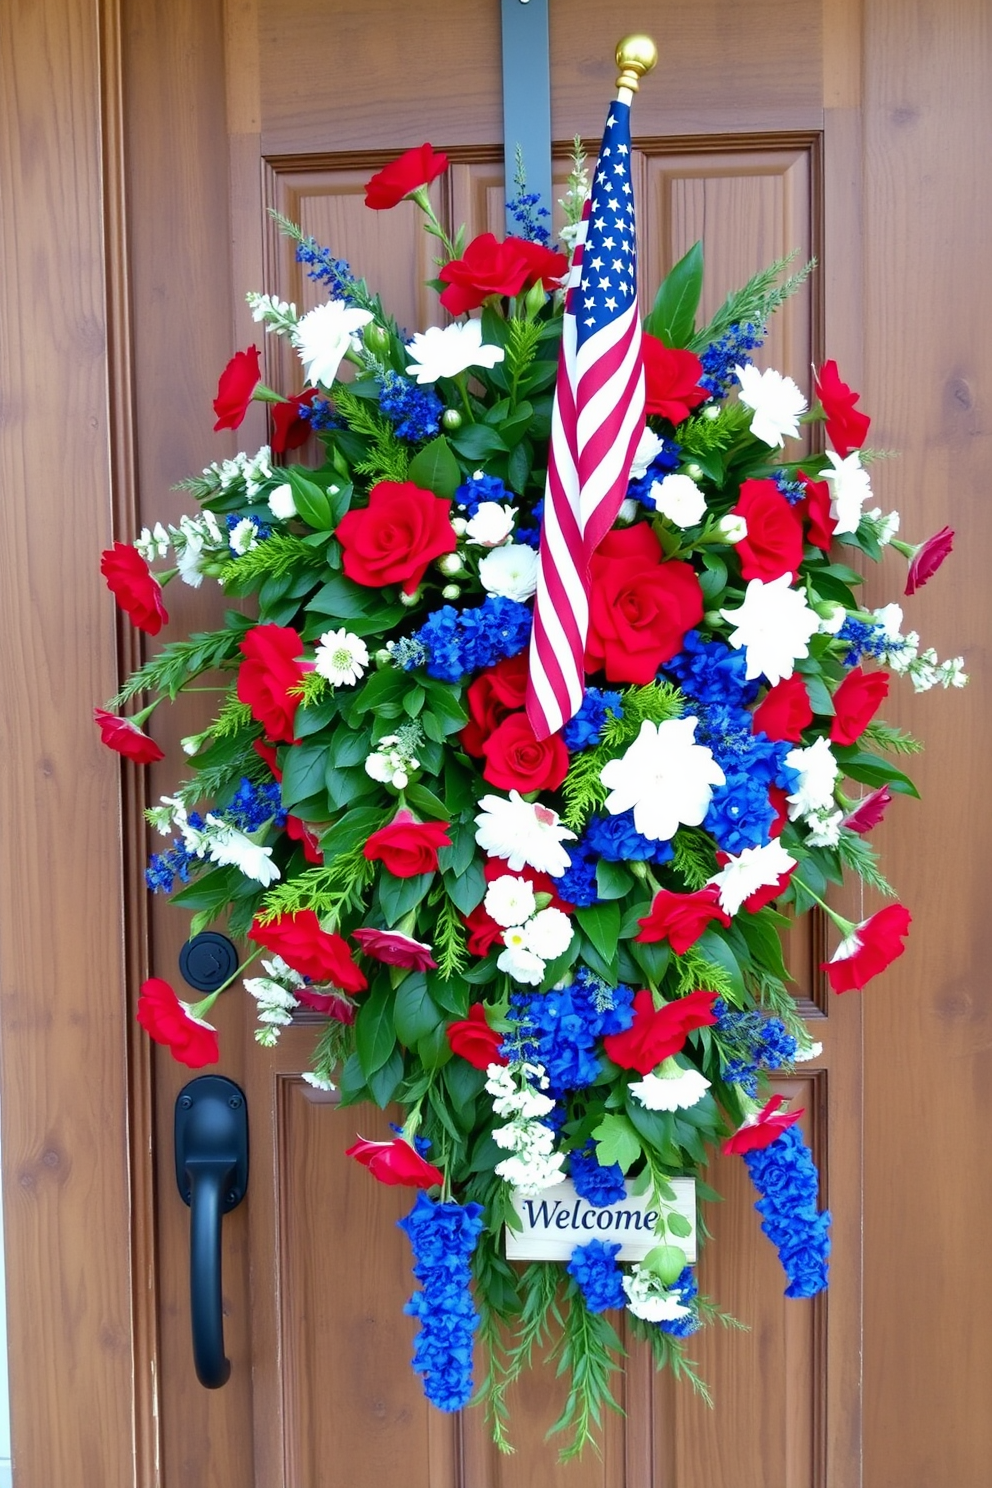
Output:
[{"xmin": 505, "ymin": 1178, "xmax": 697, "ymax": 1262}]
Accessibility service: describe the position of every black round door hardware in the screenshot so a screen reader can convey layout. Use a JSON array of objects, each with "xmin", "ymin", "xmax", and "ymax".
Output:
[{"xmin": 178, "ymin": 931, "xmax": 239, "ymax": 992}]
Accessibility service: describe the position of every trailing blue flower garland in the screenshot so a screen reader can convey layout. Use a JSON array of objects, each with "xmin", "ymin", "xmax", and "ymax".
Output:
[
  {"xmin": 398, "ymin": 1192, "xmax": 485, "ymax": 1412},
  {"xmin": 743, "ymin": 1126, "xmax": 831, "ymax": 1298}
]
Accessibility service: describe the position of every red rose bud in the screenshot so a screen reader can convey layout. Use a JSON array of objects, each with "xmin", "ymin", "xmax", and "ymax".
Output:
[
  {"xmin": 363, "ymin": 810, "xmax": 452, "ymax": 878},
  {"xmin": 585, "ymin": 524, "xmax": 704, "ymax": 684},
  {"xmin": 364, "ymin": 143, "xmax": 449, "ymax": 210},
  {"xmin": 351, "ymin": 927, "xmax": 437, "ymax": 971},
  {"xmin": 94, "ymin": 707, "xmax": 165, "ymax": 764},
  {"xmin": 905, "ymin": 525, "xmax": 955, "ymax": 595},
  {"xmin": 842, "ymin": 785, "xmax": 893, "ymax": 835},
  {"xmin": 438, "ymin": 233, "xmax": 567, "ymax": 316},
  {"xmin": 463, "ymin": 901, "xmax": 505, "ymax": 956},
  {"xmin": 722, "ymin": 1094, "xmax": 803, "ymax": 1155},
  {"xmin": 814, "ymin": 359, "xmax": 870, "ymax": 457},
  {"xmin": 797, "ymin": 470, "xmax": 836, "ymax": 551},
  {"xmin": 481, "ymin": 712, "xmax": 569, "ymax": 794},
  {"xmin": 100, "ymin": 542, "xmax": 169, "ymax": 635},
  {"xmin": 460, "ymin": 653, "xmax": 530, "ymax": 755},
  {"xmin": 270, "ymin": 388, "xmax": 318, "ymax": 453},
  {"xmin": 295, "ymin": 985, "xmax": 357, "ymax": 1023},
  {"xmin": 822, "ymin": 903, "xmax": 911, "ymax": 993},
  {"xmin": 446, "ymin": 1003, "xmax": 507, "ymax": 1069},
  {"xmin": 136, "ymin": 978, "xmax": 219, "ymax": 1068},
  {"xmin": 731, "ymin": 478, "xmax": 805, "ymax": 583},
  {"xmin": 641, "ymin": 334, "xmax": 708, "ymax": 423},
  {"xmin": 345, "ymin": 1136, "xmax": 444, "ymax": 1188},
  {"xmin": 603, "ymin": 989, "xmax": 720, "ymax": 1074},
  {"xmin": 336, "ymin": 480, "xmax": 456, "ymax": 595},
  {"xmin": 752, "ymin": 674, "xmax": 813, "ymax": 743},
  {"xmin": 829, "ymin": 666, "xmax": 890, "ymax": 746},
  {"xmin": 285, "ymin": 814, "xmax": 323, "ymax": 863},
  {"xmin": 636, "ymin": 887, "xmax": 731, "ymax": 955},
  {"xmin": 248, "ymin": 910, "xmax": 368, "ymax": 991},
  {"xmin": 212, "ymin": 345, "xmax": 262, "ymax": 431},
  {"xmin": 237, "ymin": 624, "xmax": 308, "ymax": 742}
]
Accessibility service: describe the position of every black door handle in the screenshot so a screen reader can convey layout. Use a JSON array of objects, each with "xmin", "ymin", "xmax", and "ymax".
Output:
[{"xmin": 174, "ymin": 1076, "xmax": 249, "ymax": 1388}]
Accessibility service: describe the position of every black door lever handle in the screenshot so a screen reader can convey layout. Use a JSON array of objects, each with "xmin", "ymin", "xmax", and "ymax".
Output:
[{"xmin": 174, "ymin": 1076, "xmax": 249, "ymax": 1388}]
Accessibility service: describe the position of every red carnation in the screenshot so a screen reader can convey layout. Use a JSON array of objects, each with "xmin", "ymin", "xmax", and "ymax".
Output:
[
  {"xmin": 752, "ymin": 674, "xmax": 813, "ymax": 743},
  {"xmin": 815, "ymin": 360, "xmax": 870, "ymax": 458},
  {"xmin": 237, "ymin": 624, "xmax": 308, "ymax": 742},
  {"xmin": 742, "ymin": 864, "xmax": 796, "ymax": 913},
  {"xmin": 345, "ymin": 1136, "xmax": 444, "ymax": 1188},
  {"xmin": 438, "ymin": 233, "xmax": 567, "ymax": 315},
  {"xmin": 93, "ymin": 707, "xmax": 165, "ymax": 764},
  {"xmin": 212, "ymin": 345, "xmax": 262, "ymax": 431},
  {"xmin": 461, "ymin": 653, "xmax": 530, "ymax": 755},
  {"xmin": 351, "ymin": 927, "xmax": 437, "ymax": 971},
  {"xmin": 905, "ymin": 526, "xmax": 955, "ymax": 595},
  {"xmin": 100, "ymin": 542, "xmax": 169, "ymax": 635},
  {"xmin": 722, "ymin": 1094, "xmax": 803, "ymax": 1155},
  {"xmin": 797, "ymin": 470, "xmax": 836, "ymax": 551},
  {"xmin": 446, "ymin": 1003, "xmax": 507, "ymax": 1069},
  {"xmin": 481, "ymin": 712, "xmax": 569, "ymax": 794},
  {"xmin": 731, "ymin": 478, "xmax": 805, "ymax": 583},
  {"xmin": 829, "ymin": 666, "xmax": 890, "ymax": 745},
  {"xmin": 463, "ymin": 901, "xmax": 505, "ymax": 956},
  {"xmin": 636, "ymin": 887, "xmax": 731, "ymax": 955},
  {"xmin": 335, "ymin": 480, "xmax": 456, "ymax": 595},
  {"xmin": 295, "ymin": 986, "xmax": 357, "ymax": 1023},
  {"xmin": 823, "ymin": 903, "xmax": 911, "ymax": 993},
  {"xmin": 603, "ymin": 989, "xmax": 720, "ymax": 1074},
  {"xmin": 842, "ymin": 785, "xmax": 893, "ymax": 835},
  {"xmin": 285, "ymin": 814, "xmax": 323, "ymax": 864},
  {"xmin": 136, "ymin": 978, "xmax": 219, "ymax": 1068},
  {"xmin": 364, "ymin": 144, "xmax": 449, "ymax": 210},
  {"xmin": 248, "ymin": 910, "xmax": 368, "ymax": 991},
  {"xmin": 270, "ymin": 389, "xmax": 318, "ymax": 453},
  {"xmin": 642, "ymin": 334, "xmax": 708, "ymax": 423},
  {"xmin": 363, "ymin": 809, "xmax": 451, "ymax": 878},
  {"xmin": 585, "ymin": 524, "xmax": 704, "ymax": 684}
]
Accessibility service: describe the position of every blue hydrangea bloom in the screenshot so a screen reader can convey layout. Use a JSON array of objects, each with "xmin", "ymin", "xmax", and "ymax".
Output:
[
  {"xmin": 377, "ymin": 371, "xmax": 442, "ymax": 442},
  {"xmin": 570, "ymin": 1143, "xmax": 627, "ymax": 1207},
  {"xmin": 567, "ymin": 1239, "xmax": 627, "ymax": 1312},
  {"xmin": 659, "ymin": 1266, "xmax": 702, "ymax": 1337},
  {"xmin": 556, "ymin": 848, "xmax": 599, "ymax": 908},
  {"xmin": 583, "ymin": 812, "xmax": 674, "ymax": 865},
  {"xmin": 698, "ymin": 321, "xmax": 765, "ymax": 398},
  {"xmin": 413, "ymin": 596, "xmax": 532, "ymax": 682},
  {"xmin": 509, "ymin": 972, "xmax": 635, "ymax": 1096},
  {"xmin": 562, "ymin": 688, "xmax": 624, "ymax": 751},
  {"xmin": 298, "ymin": 396, "xmax": 341, "ymax": 433},
  {"xmin": 663, "ymin": 630, "xmax": 758, "ymax": 707},
  {"xmin": 398, "ymin": 1192, "xmax": 485, "ymax": 1412},
  {"xmin": 743, "ymin": 1126, "xmax": 831, "ymax": 1298},
  {"xmin": 705, "ymin": 769, "xmax": 778, "ymax": 853},
  {"xmin": 454, "ymin": 472, "xmax": 513, "ymax": 517}
]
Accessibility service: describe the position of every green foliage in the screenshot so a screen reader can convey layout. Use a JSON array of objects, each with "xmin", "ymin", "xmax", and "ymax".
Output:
[
  {"xmin": 835, "ymin": 829, "xmax": 896, "ymax": 897},
  {"xmin": 671, "ymin": 828, "xmax": 718, "ymax": 889},
  {"xmin": 745, "ymin": 965, "xmax": 807, "ymax": 1043},
  {"xmin": 548, "ymin": 1282, "xmax": 625, "ymax": 1459},
  {"xmin": 432, "ymin": 892, "xmax": 469, "ymax": 980},
  {"xmin": 644, "ymin": 240, "xmax": 704, "ymax": 348},
  {"xmin": 476, "ymin": 1263, "xmax": 562, "ymax": 1454},
  {"xmin": 690, "ymin": 251, "xmax": 815, "ymax": 354},
  {"xmin": 107, "ymin": 615, "xmax": 250, "ymax": 706},
  {"xmin": 627, "ymin": 1316, "xmax": 714, "ymax": 1405},
  {"xmin": 561, "ymin": 681, "xmax": 684, "ymax": 829},
  {"xmin": 331, "ymin": 385, "xmax": 410, "ymax": 482},
  {"xmin": 671, "ymin": 948, "xmax": 737, "ymax": 1001},
  {"xmin": 269, "ymin": 210, "xmax": 386, "ymax": 321},
  {"xmin": 309, "ymin": 1018, "xmax": 355, "ymax": 1087},
  {"xmin": 677, "ymin": 400, "xmax": 752, "ymax": 455},
  {"xmin": 257, "ymin": 845, "xmax": 374, "ymax": 921},
  {"xmin": 861, "ymin": 719, "xmax": 923, "ymax": 755},
  {"xmin": 224, "ymin": 534, "xmax": 328, "ymax": 584},
  {"xmin": 210, "ymin": 693, "xmax": 255, "ymax": 739},
  {"xmin": 294, "ymin": 671, "xmax": 331, "ymax": 709}
]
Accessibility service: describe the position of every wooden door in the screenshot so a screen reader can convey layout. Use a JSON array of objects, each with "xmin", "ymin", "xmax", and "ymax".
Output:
[{"xmin": 2, "ymin": 1, "xmax": 990, "ymax": 1485}]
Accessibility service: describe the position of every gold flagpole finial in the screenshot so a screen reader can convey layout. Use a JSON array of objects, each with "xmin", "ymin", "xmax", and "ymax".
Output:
[{"xmin": 615, "ymin": 35, "xmax": 658, "ymax": 94}]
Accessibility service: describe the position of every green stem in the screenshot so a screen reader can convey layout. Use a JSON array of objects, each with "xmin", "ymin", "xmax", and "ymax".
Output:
[
  {"xmin": 409, "ymin": 186, "xmax": 458, "ymax": 260},
  {"xmin": 455, "ymin": 374, "xmax": 475, "ymax": 422},
  {"xmin": 189, "ymin": 946, "xmax": 263, "ymax": 1018},
  {"xmin": 795, "ymin": 880, "xmax": 855, "ymax": 936}
]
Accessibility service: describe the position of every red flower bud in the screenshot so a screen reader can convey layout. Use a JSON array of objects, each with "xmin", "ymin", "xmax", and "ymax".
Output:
[
  {"xmin": 363, "ymin": 810, "xmax": 452, "ymax": 878},
  {"xmin": 345, "ymin": 1136, "xmax": 443, "ymax": 1188},
  {"xmin": 905, "ymin": 526, "xmax": 954, "ymax": 595},
  {"xmin": 829, "ymin": 666, "xmax": 890, "ymax": 746},
  {"xmin": 94, "ymin": 707, "xmax": 165, "ymax": 764},
  {"xmin": 364, "ymin": 144, "xmax": 449, "ymax": 210},
  {"xmin": 752, "ymin": 674, "xmax": 813, "ymax": 743},
  {"xmin": 842, "ymin": 785, "xmax": 893, "ymax": 835},
  {"xmin": 212, "ymin": 345, "xmax": 262, "ymax": 431},
  {"xmin": 722, "ymin": 1094, "xmax": 803, "ymax": 1155},
  {"xmin": 603, "ymin": 989, "xmax": 719, "ymax": 1074}
]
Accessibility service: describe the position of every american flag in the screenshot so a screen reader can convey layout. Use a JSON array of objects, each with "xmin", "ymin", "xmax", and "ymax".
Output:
[{"xmin": 525, "ymin": 99, "xmax": 645, "ymax": 740}]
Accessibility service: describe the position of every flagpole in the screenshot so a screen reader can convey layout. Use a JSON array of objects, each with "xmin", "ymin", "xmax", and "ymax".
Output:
[{"xmin": 614, "ymin": 34, "xmax": 658, "ymax": 105}]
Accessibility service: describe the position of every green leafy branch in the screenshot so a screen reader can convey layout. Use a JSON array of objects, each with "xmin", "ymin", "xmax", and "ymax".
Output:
[
  {"xmin": 269, "ymin": 211, "xmax": 386, "ymax": 321},
  {"xmin": 672, "ymin": 948, "xmax": 737, "ymax": 1000},
  {"xmin": 745, "ymin": 966, "xmax": 807, "ymax": 1042},
  {"xmin": 432, "ymin": 894, "xmax": 468, "ymax": 981},
  {"xmin": 225, "ymin": 534, "xmax": 329, "ymax": 584},
  {"xmin": 257, "ymin": 846, "xmax": 374, "ymax": 922},
  {"xmin": 676, "ymin": 400, "xmax": 752, "ymax": 455},
  {"xmin": 690, "ymin": 252, "xmax": 815, "ymax": 354},
  {"xmin": 331, "ymin": 386, "xmax": 410, "ymax": 482},
  {"xmin": 835, "ymin": 829, "xmax": 896, "ymax": 897},
  {"xmin": 627, "ymin": 1316, "xmax": 714, "ymax": 1406},
  {"xmin": 860, "ymin": 719, "xmax": 923, "ymax": 755},
  {"xmin": 548, "ymin": 1284, "xmax": 625, "ymax": 1459},
  {"xmin": 671, "ymin": 828, "xmax": 718, "ymax": 890},
  {"xmin": 211, "ymin": 693, "xmax": 255, "ymax": 739},
  {"xmin": 107, "ymin": 619, "xmax": 249, "ymax": 706},
  {"xmin": 309, "ymin": 1018, "xmax": 355, "ymax": 1087},
  {"xmin": 477, "ymin": 1264, "xmax": 561, "ymax": 1454}
]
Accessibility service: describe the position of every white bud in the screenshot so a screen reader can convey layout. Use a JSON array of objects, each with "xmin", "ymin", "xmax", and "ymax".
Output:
[
  {"xmin": 438, "ymin": 553, "xmax": 464, "ymax": 576},
  {"xmin": 716, "ymin": 514, "xmax": 748, "ymax": 544}
]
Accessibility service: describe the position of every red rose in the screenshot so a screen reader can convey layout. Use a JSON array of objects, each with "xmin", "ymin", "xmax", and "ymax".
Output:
[
  {"xmin": 351, "ymin": 927, "xmax": 437, "ymax": 971},
  {"xmin": 364, "ymin": 144, "xmax": 449, "ymax": 210},
  {"xmin": 722, "ymin": 1094, "xmax": 803, "ymax": 1155},
  {"xmin": 796, "ymin": 470, "xmax": 836, "ymax": 551},
  {"xmin": 823, "ymin": 903, "xmax": 911, "ymax": 993},
  {"xmin": 636, "ymin": 887, "xmax": 731, "ymax": 955},
  {"xmin": 237, "ymin": 624, "xmax": 308, "ymax": 742},
  {"xmin": 93, "ymin": 707, "xmax": 165, "ymax": 764},
  {"xmin": 136, "ymin": 978, "xmax": 219, "ymax": 1068},
  {"xmin": 906, "ymin": 526, "xmax": 955, "ymax": 595},
  {"xmin": 829, "ymin": 666, "xmax": 889, "ymax": 745},
  {"xmin": 463, "ymin": 901, "xmax": 505, "ymax": 956},
  {"xmin": 100, "ymin": 542, "xmax": 169, "ymax": 635},
  {"xmin": 212, "ymin": 345, "xmax": 261, "ymax": 431},
  {"xmin": 446, "ymin": 1003, "xmax": 507, "ymax": 1069},
  {"xmin": 731, "ymin": 478, "xmax": 805, "ymax": 583},
  {"xmin": 481, "ymin": 712, "xmax": 569, "ymax": 793},
  {"xmin": 603, "ymin": 989, "xmax": 719, "ymax": 1074},
  {"xmin": 815, "ymin": 360, "xmax": 870, "ymax": 458},
  {"xmin": 438, "ymin": 234, "xmax": 567, "ymax": 315},
  {"xmin": 345, "ymin": 1136, "xmax": 444, "ymax": 1187},
  {"xmin": 270, "ymin": 389, "xmax": 318, "ymax": 453},
  {"xmin": 585, "ymin": 524, "xmax": 704, "ymax": 684},
  {"xmin": 460, "ymin": 653, "xmax": 530, "ymax": 755},
  {"xmin": 752, "ymin": 674, "xmax": 813, "ymax": 743},
  {"xmin": 285, "ymin": 814, "xmax": 323, "ymax": 863},
  {"xmin": 742, "ymin": 865, "xmax": 795, "ymax": 913},
  {"xmin": 295, "ymin": 986, "xmax": 357, "ymax": 1023},
  {"xmin": 842, "ymin": 785, "xmax": 893, "ymax": 835},
  {"xmin": 248, "ymin": 910, "xmax": 368, "ymax": 991},
  {"xmin": 642, "ymin": 334, "xmax": 708, "ymax": 423},
  {"xmin": 336, "ymin": 480, "xmax": 456, "ymax": 595},
  {"xmin": 363, "ymin": 809, "xmax": 452, "ymax": 877}
]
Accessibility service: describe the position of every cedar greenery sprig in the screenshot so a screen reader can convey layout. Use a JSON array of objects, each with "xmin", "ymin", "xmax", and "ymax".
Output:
[
  {"xmin": 690, "ymin": 251, "xmax": 816, "ymax": 354},
  {"xmin": 257, "ymin": 845, "xmax": 376, "ymax": 922},
  {"xmin": 224, "ymin": 534, "xmax": 329, "ymax": 583},
  {"xmin": 107, "ymin": 617, "xmax": 251, "ymax": 707},
  {"xmin": 331, "ymin": 385, "xmax": 410, "ymax": 482},
  {"xmin": 561, "ymin": 681, "xmax": 685, "ymax": 829}
]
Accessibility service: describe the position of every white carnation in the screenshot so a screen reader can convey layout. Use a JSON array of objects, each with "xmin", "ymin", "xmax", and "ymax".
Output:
[
  {"xmin": 622, "ymin": 1265, "xmax": 692, "ymax": 1323},
  {"xmin": 652, "ymin": 473, "xmax": 706, "ymax": 528},
  {"xmin": 484, "ymin": 875, "xmax": 537, "ymax": 928},
  {"xmin": 292, "ymin": 299, "xmax": 374, "ymax": 388},
  {"xmin": 466, "ymin": 501, "xmax": 516, "ymax": 546},
  {"xmin": 405, "ymin": 319, "xmax": 505, "ymax": 384},
  {"xmin": 474, "ymin": 792, "xmax": 576, "ymax": 877},
  {"xmin": 478, "ymin": 543, "xmax": 539, "ymax": 602},
  {"xmin": 822, "ymin": 449, "xmax": 872, "ymax": 535},
  {"xmin": 735, "ymin": 363, "xmax": 807, "ymax": 447},
  {"xmin": 785, "ymin": 735, "xmax": 839, "ymax": 818},
  {"xmin": 628, "ymin": 426, "xmax": 667, "ymax": 480},
  {"xmin": 520, "ymin": 907, "xmax": 574, "ymax": 961},
  {"xmin": 629, "ymin": 1065, "xmax": 711, "ymax": 1111},
  {"xmin": 600, "ymin": 717, "xmax": 725, "ymax": 842},
  {"xmin": 496, "ymin": 943, "xmax": 546, "ymax": 986},
  {"xmin": 719, "ymin": 573, "xmax": 820, "ymax": 685},
  {"xmin": 709, "ymin": 839, "xmax": 797, "ymax": 917}
]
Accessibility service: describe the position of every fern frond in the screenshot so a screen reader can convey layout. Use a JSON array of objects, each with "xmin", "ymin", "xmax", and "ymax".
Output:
[
  {"xmin": 671, "ymin": 828, "xmax": 718, "ymax": 890},
  {"xmin": 835, "ymin": 829, "xmax": 896, "ymax": 897},
  {"xmin": 258, "ymin": 847, "xmax": 374, "ymax": 921},
  {"xmin": 332, "ymin": 386, "xmax": 410, "ymax": 481},
  {"xmin": 691, "ymin": 253, "xmax": 815, "ymax": 353},
  {"xmin": 224, "ymin": 535, "xmax": 328, "ymax": 584},
  {"xmin": 433, "ymin": 895, "xmax": 469, "ymax": 980},
  {"xmin": 107, "ymin": 620, "xmax": 249, "ymax": 707},
  {"xmin": 860, "ymin": 720, "xmax": 923, "ymax": 755}
]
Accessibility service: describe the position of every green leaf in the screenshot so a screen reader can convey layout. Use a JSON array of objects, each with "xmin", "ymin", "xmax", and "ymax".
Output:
[
  {"xmin": 575, "ymin": 902, "xmax": 622, "ymax": 965},
  {"xmin": 404, "ymin": 783, "xmax": 448, "ymax": 819},
  {"xmin": 407, "ymin": 436, "xmax": 462, "ymax": 498},
  {"xmin": 594, "ymin": 860, "xmax": 635, "ymax": 901},
  {"xmin": 307, "ymin": 572, "xmax": 377, "ymax": 620},
  {"xmin": 443, "ymin": 859, "xmax": 486, "ymax": 915},
  {"xmin": 327, "ymin": 729, "xmax": 370, "ymax": 768},
  {"xmin": 666, "ymin": 1212, "xmax": 693, "ymax": 1239},
  {"xmin": 170, "ymin": 865, "xmax": 240, "ymax": 912},
  {"xmin": 319, "ymin": 805, "xmax": 385, "ymax": 858},
  {"xmin": 367, "ymin": 1048, "xmax": 405, "ymax": 1107},
  {"xmin": 280, "ymin": 741, "xmax": 329, "ymax": 809},
  {"xmin": 286, "ymin": 468, "xmax": 333, "ymax": 529},
  {"xmin": 628, "ymin": 938, "xmax": 671, "ymax": 985},
  {"xmin": 448, "ymin": 424, "xmax": 509, "ymax": 460},
  {"xmin": 644, "ymin": 241, "xmax": 704, "ymax": 348},
  {"xmin": 416, "ymin": 1023, "xmax": 452, "ymax": 1071},
  {"xmin": 803, "ymin": 673, "xmax": 836, "ymax": 716},
  {"xmin": 592, "ymin": 1114, "xmax": 642, "ymax": 1173},
  {"xmin": 378, "ymin": 870, "xmax": 434, "ymax": 926},
  {"xmin": 393, "ymin": 973, "xmax": 441, "ymax": 1046},
  {"xmin": 294, "ymin": 696, "xmax": 339, "ymax": 738},
  {"xmin": 506, "ymin": 441, "xmax": 532, "ymax": 494},
  {"xmin": 695, "ymin": 929, "xmax": 745, "ymax": 996},
  {"xmin": 736, "ymin": 908, "xmax": 792, "ymax": 984},
  {"xmin": 834, "ymin": 748, "xmax": 920, "ymax": 797},
  {"xmin": 355, "ymin": 980, "xmax": 397, "ymax": 1076}
]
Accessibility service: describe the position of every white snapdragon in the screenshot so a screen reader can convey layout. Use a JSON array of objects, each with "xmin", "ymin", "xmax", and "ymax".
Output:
[
  {"xmin": 709, "ymin": 839, "xmax": 797, "ymax": 917},
  {"xmin": 135, "ymin": 523, "xmax": 170, "ymax": 562},
  {"xmin": 293, "ymin": 299, "xmax": 374, "ymax": 387},
  {"xmin": 719, "ymin": 573, "xmax": 820, "ymax": 685},
  {"xmin": 202, "ymin": 444, "xmax": 274, "ymax": 498},
  {"xmin": 405, "ymin": 320, "xmax": 505, "ymax": 384},
  {"xmin": 735, "ymin": 364, "xmax": 807, "ymax": 447},
  {"xmin": 245, "ymin": 954, "xmax": 305, "ymax": 1046},
  {"xmin": 365, "ymin": 733, "xmax": 420, "ymax": 790},
  {"xmin": 474, "ymin": 793, "xmax": 576, "ymax": 877},
  {"xmin": 314, "ymin": 628, "xmax": 369, "ymax": 687},
  {"xmin": 466, "ymin": 501, "xmax": 516, "ymax": 546},
  {"xmin": 822, "ymin": 449, "xmax": 873, "ymax": 534},
  {"xmin": 268, "ymin": 482, "xmax": 297, "ymax": 520},
  {"xmin": 478, "ymin": 544, "xmax": 539, "ymax": 602},
  {"xmin": 622, "ymin": 1265, "xmax": 692, "ymax": 1323},
  {"xmin": 651, "ymin": 473, "xmax": 707, "ymax": 528},
  {"xmin": 486, "ymin": 1061, "xmax": 566, "ymax": 1197},
  {"xmin": 173, "ymin": 511, "xmax": 225, "ymax": 588},
  {"xmin": 600, "ymin": 717, "xmax": 725, "ymax": 843}
]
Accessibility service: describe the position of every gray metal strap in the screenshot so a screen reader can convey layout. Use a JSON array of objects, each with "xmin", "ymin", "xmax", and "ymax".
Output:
[{"xmin": 499, "ymin": 0, "xmax": 553, "ymax": 240}]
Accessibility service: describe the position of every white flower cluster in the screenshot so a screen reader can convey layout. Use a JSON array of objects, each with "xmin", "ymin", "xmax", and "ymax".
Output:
[
  {"xmin": 621, "ymin": 1264, "xmax": 692, "ymax": 1323},
  {"xmin": 650, "ymin": 472, "xmax": 707, "ymax": 529},
  {"xmin": 244, "ymin": 955, "xmax": 304, "ymax": 1047},
  {"xmin": 872, "ymin": 605, "xmax": 968, "ymax": 692},
  {"xmin": 486, "ymin": 1061, "xmax": 566, "ymax": 1197},
  {"xmin": 786, "ymin": 735, "xmax": 843, "ymax": 847},
  {"xmin": 135, "ymin": 522, "xmax": 170, "ymax": 563},
  {"xmin": 246, "ymin": 290, "xmax": 298, "ymax": 336},
  {"xmin": 365, "ymin": 732, "xmax": 421, "ymax": 790},
  {"xmin": 203, "ymin": 444, "xmax": 274, "ymax": 499},
  {"xmin": 148, "ymin": 795, "xmax": 280, "ymax": 887},
  {"xmin": 863, "ymin": 506, "xmax": 901, "ymax": 545},
  {"xmin": 485, "ymin": 873, "xmax": 574, "ymax": 986}
]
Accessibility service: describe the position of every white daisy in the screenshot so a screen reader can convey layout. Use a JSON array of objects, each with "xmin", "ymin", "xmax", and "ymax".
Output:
[
  {"xmin": 314, "ymin": 628, "xmax": 369, "ymax": 687},
  {"xmin": 520, "ymin": 906, "xmax": 574, "ymax": 961}
]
